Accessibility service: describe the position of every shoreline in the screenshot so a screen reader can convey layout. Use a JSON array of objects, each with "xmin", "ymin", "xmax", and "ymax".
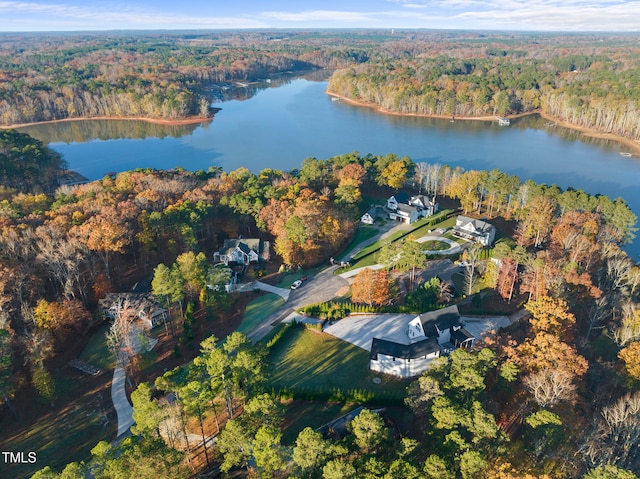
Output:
[
  {"xmin": 326, "ymin": 90, "xmax": 640, "ymax": 155},
  {"xmin": 0, "ymin": 112, "xmax": 218, "ymax": 130}
]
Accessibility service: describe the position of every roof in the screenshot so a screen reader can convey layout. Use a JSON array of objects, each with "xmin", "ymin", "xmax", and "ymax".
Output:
[
  {"xmin": 370, "ymin": 336, "xmax": 440, "ymax": 360},
  {"xmin": 451, "ymin": 327, "xmax": 475, "ymax": 343},
  {"xmin": 411, "ymin": 195, "xmax": 433, "ymax": 207},
  {"xmin": 390, "ymin": 192, "xmax": 410, "ymax": 204},
  {"xmin": 418, "ymin": 305, "xmax": 461, "ymax": 337},
  {"xmin": 363, "ymin": 206, "xmax": 378, "ymax": 218},
  {"xmin": 396, "ymin": 203, "xmax": 418, "ymax": 215},
  {"xmin": 455, "ymin": 216, "xmax": 495, "ymax": 234},
  {"xmin": 221, "ymin": 238, "xmax": 262, "ymax": 255}
]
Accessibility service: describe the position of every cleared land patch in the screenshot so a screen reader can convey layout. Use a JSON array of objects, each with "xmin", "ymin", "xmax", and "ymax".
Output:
[{"xmin": 266, "ymin": 326, "xmax": 407, "ymax": 404}]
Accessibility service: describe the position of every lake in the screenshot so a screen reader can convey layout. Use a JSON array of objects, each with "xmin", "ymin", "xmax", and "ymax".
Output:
[{"xmin": 18, "ymin": 75, "xmax": 640, "ymax": 258}]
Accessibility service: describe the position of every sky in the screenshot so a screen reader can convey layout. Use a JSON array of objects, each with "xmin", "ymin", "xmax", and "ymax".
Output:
[{"xmin": 0, "ymin": 0, "xmax": 639, "ymax": 33}]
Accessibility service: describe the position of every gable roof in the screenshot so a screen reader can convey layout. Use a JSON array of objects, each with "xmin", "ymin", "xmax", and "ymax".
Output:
[
  {"xmin": 418, "ymin": 304, "xmax": 461, "ymax": 337},
  {"xmin": 396, "ymin": 203, "xmax": 418, "ymax": 215},
  {"xmin": 451, "ymin": 326, "xmax": 475, "ymax": 343},
  {"xmin": 390, "ymin": 192, "xmax": 410, "ymax": 204},
  {"xmin": 370, "ymin": 336, "xmax": 440, "ymax": 360},
  {"xmin": 221, "ymin": 238, "xmax": 262, "ymax": 255},
  {"xmin": 455, "ymin": 216, "xmax": 495, "ymax": 234},
  {"xmin": 363, "ymin": 206, "xmax": 378, "ymax": 218},
  {"xmin": 410, "ymin": 194, "xmax": 433, "ymax": 207}
]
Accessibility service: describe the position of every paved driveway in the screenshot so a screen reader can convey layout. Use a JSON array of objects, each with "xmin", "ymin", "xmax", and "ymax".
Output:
[
  {"xmin": 246, "ymin": 265, "xmax": 349, "ymax": 342},
  {"xmin": 416, "ymin": 235, "xmax": 462, "ymax": 255},
  {"xmin": 323, "ymin": 311, "xmax": 514, "ymax": 352},
  {"xmin": 324, "ymin": 313, "xmax": 416, "ymax": 351}
]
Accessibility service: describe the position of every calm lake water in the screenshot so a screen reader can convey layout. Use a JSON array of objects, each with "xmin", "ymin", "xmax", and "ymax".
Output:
[{"xmin": 19, "ymin": 76, "xmax": 640, "ymax": 258}]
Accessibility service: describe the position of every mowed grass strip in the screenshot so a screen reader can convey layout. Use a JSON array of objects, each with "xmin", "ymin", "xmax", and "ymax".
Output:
[
  {"xmin": 79, "ymin": 322, "xmax": 115, "ymax": 370},
  {"xmin": 237, "ymin": 293, "xmax": 284, "ymax": 334},
  {"xmin": 266, "ymin": 327, "xmax": 406, "ymax": 399}
]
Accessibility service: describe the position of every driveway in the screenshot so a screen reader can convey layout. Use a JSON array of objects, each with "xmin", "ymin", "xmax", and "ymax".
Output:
[
  {"xmin": 234, "ymin": 280, "xmax": 291, "ymax": 301},
  {"xmin": 324, "ymin": 313, "xmax": 416, "ymax": 351},
  {"xmin": 111, "ymin": 323, "xmax": 158, "ymax": 438},
  {"xmin": 416, "ymin": 235, "xmax": 462, "ymax": 255},
  {"xmin": 324, "ymin": 311, "xmax": 515, "ymax": 352},
  {"xmin": 245, "ymin": 265, "xmax": 349, "ymax": 342}
]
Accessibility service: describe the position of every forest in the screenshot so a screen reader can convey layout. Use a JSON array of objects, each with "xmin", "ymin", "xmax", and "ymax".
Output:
[
  {"xmin": 0, "ymin": 31, "xmax": 370, "ymax": 125},
  {"xmin": 2, "ymin": 30, "xmax": 640, "ymax": 146},
  {"xmin": 1, "ymin": 127, "xmax": 640, "ymax": 477},
  {"xmin": 326, "ymin": 36, "xmax": 640, "ymax": 142}
]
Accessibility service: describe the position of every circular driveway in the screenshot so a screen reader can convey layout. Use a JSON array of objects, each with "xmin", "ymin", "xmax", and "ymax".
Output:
[{"xmin": 416, "ymin": 235, "xmax": 462, "ymax": 255}]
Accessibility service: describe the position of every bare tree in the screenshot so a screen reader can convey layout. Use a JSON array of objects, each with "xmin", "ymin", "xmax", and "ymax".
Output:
[
  {"xmin": 523, "ymin": 367, "xmax": 577, "ymax": 408},
  {"xmin": 580, "ymin": 391, "xmax": 640, "ymax": 471},
  {"xmin": 463, "ymin": 242, "xmax": 484, "ymax": 296},
  {"xmin": 613, "ymin": 304, "xmax": 640, "ymax": 347}
]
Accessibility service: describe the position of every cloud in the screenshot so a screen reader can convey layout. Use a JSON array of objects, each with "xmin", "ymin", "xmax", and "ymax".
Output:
[
  {"xmin": 383, "ymin": 0, "xmax": 640, "ymax": 31},
  {"xmin": 1, "ymin": 0, "xmax": 639, "ymax": 31},
  {"xmin": 259, "ymin": 10, "xmax": 375, "ymax": 23},
  {"xmin": 0, "ymin": 1, "xmax": 267, "ymax": 30}
]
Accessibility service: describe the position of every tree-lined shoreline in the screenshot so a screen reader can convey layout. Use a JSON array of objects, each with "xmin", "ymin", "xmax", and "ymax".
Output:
[{"xmin": 326, "ymin": 90, "xmax": 640, "ymax": 155}]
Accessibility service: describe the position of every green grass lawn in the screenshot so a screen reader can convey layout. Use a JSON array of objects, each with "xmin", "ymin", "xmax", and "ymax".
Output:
[
  {"xmin": 277, "ymin": 267, "xmax": 320, "ymax": 288},
  {"xmin": 338, "ymin": 225, "xmax": 379, "ymax": 260},
  {"xmin": 266, "ymin": 327, "xmax": 407, "ymax": 403},
  {"xmin": 237, "ymin": 293, "xmax": 284, "ymax": 334},
  {"xmin": 421, "ymin": 240, "xmax": 450, "ymax": 250},
  {"xmin": 79, "ymin": 322, "xmax": 115, "ymax": 370},
  {"xmin": 280, "ymin": 401, "xmax": 356, "ymax": 443}
]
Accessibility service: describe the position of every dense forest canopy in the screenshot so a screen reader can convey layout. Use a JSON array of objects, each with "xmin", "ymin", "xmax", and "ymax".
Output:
[
  {"xmin": 0, "ymin": 129, "xmax": 65, "ymax": 193},
  {"xmin": 326, "ymin": 34, "xmax": 640, "ymax": 141}
]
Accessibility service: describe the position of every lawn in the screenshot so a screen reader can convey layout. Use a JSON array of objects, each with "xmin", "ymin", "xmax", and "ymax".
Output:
[
  {"xmin": 79, "ymin": 322, "xmax": 115, "ymax": 370},
  {"xmin": 236, "ymin": 293, "xmax": 284, "ymax": 334},
  {"xmin": 266, "ymin": 327, "xmax": 407, "ymax": 404},
  {"xmin": 338, "ymin": 225, "xmax": 379, "ymax": 260},
  {"xmin": 277, "ymin": 267, "xmax": 320, "ymax": 288},
  {"xmin": 421, "ymin": 240, "xmax": 450, "ymax": 250},
  {"xmin": 280, "ymin": 401, "xmax": 355, "ymax": 443}
]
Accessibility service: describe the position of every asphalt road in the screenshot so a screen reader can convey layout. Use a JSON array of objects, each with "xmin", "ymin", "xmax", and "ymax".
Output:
[{"xmin": 246, "ymin": 265, "xmax": 348, "ymax": 342}]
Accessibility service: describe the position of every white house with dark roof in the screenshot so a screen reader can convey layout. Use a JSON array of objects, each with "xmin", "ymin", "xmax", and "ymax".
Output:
[
  {"xmin": 213, "ymin": 238, "xmax": 270, "ymax": 265},
  {"xmin": 369, "ymin": 305, "xmax": 475, "ymax": 378},
  {"xmin": 387, "ymin": 192, "xmax": 438, "ymax": 224},
  {"xmin": 369, "ymin": 336, "xmax": 441, "ymax": 378},
  {"xmin": 452, "ymin": 215, "xmax": 496, "ymax": 246},
  {"xmin": 409, "ymin": 194, "xmax": 438, "ymax": 217},
  {"xmin": 361, "ymin": 206, "xmax": 378, "ymax": 225},
  {"xmin": 387, "ymin": 192, "xmax": 410, "ymax": 211},
  {"xmin": 390, "ymin": 203, "xmax": 420, "ymax": 224}
]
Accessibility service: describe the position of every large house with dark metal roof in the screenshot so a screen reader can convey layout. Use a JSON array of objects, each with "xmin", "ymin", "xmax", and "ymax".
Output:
[{"xmin": 369, "ymin": 305, "xmax": 475, "ymax": 378}]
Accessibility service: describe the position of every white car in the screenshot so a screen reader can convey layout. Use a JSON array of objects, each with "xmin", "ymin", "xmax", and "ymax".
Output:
[{"xmin": 290, "ymin": 280, "xmax": 303, "ymax": 290}]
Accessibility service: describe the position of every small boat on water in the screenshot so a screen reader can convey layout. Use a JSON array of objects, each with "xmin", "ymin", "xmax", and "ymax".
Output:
[{"xmin": 620, "ymin": 152, "xmax": 633, "ymax": 157}]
